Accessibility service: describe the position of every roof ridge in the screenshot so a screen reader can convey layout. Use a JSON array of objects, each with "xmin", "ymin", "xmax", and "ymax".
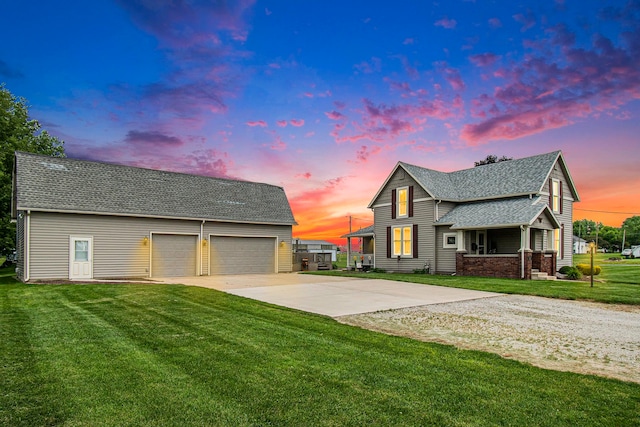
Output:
[{"xmin": 14, "ymin": 150, "xmax": 284, "ymax": 190}]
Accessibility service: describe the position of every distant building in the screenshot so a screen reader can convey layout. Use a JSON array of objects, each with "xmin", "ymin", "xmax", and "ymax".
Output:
[
  {"xmin": 573, "ymin": 236, "xmax": 588, "ymax": 254},
  {"xmin": 292, "ymin": 239, "xmax": 338, "ymax": 262}
]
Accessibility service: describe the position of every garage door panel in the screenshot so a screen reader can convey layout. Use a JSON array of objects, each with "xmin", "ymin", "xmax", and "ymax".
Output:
[
  {"xmin": 152, "ymin": 234, "xmax": 198, "ymax": 277},
  {"xmin": 210, "ymin": 236, "xmax": 275, "ymax": 275}
]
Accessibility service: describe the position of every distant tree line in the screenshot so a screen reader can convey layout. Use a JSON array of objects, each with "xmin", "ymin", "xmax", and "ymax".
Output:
[{"xmin": 574, "ymin": 217, "xmax": 640, "ymax": 251}]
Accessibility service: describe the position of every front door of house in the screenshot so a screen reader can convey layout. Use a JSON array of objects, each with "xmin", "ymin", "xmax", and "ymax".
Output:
[
  {"xmin": 476, "ymin": 231, "xmax": 486, "ymax": 255},
  {"xmin": 69, "ymin": 236, "xmax": 93, "ymax": 280}
]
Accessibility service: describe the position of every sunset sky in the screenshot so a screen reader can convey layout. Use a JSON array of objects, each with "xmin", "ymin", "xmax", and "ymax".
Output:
[{"xmin": 2, "ymin": 0, "xmax": 639, "ymax": 244}]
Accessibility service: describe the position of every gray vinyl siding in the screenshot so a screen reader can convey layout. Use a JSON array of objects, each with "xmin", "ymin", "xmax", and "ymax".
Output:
[
  {"xmin": 25, "ymin": 212, "xmax": 293, "ymax": 280},
  {"xmin": 489, "ymin": 228, "xmax": 521, "ymax": 253},
  {"xmin": 372, "ymin": 170, "xmax": 436, "ymax": 272},
  {"xmin": 544, "ymin": 161, "xmax": 574, "ymax": 269},
  {"xmin": 434, "ymin": 201, "xmax": 457, "ymax": 273},
  {"xmin": 435, "ymin": 227, "xmax": 456, "ymax": 273}
]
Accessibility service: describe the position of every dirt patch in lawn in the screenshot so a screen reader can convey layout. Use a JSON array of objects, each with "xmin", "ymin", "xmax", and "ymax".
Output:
[{"xmin": 337, "ymin": 295, "xmax": 640, "ymax": 384}]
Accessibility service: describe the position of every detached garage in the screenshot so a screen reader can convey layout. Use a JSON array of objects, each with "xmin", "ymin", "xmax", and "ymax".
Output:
[{"xmin": 12, "ymin": 151, "xmax": 297, "ymax": 281}]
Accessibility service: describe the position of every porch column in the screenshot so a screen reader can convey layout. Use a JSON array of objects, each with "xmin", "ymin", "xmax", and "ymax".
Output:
[
  {"xmin": 519, "ymin": 226, "xmax": 532, "ymax": 279},
  {"xmin": 456, "ymin": 230, "xmax": 465, "ymax": 251},
  {"xmin": 346, "ymin": 237, "xmax": 352, "ymax": 269}
]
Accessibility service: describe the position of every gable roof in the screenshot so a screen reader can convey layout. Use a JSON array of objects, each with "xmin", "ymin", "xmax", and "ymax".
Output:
[
  {"xmin": 341, "ymin": 224, "xmax": 375, "ymax": 238},
  {"xmin": 13, "ymin": 151, "xmax": 297, "ymax": 225},
  {"xmin": 434, "ymin": 196, "xmax": 560, "ymax": 230},
  {"xmin": 368, "ymin": 151, "xmax": 580, "ymax": 207}
]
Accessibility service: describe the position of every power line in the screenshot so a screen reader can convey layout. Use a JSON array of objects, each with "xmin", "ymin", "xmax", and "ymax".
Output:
[{"xmin": 575, "ymin": 208, "xmax": 640, "ymax": 215}]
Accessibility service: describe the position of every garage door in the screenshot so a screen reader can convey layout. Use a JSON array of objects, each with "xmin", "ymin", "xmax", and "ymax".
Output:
[
  {"xmin": 151, "ymin": 234, "xmax": 198, "ymax": 277},
  {"xmin": 210, "ymin": 236, "xmax": 276, "ymax": 275}
]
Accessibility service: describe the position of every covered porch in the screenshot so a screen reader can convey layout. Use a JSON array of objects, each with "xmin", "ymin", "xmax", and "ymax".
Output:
[
  {"xmin": 453, "ymin": 227, "xmax": 557, "ymax": 280},
  {"xmin": 437, "ymin": 197, "xmax": 560, "ymax": 280},
  {"xmin": 341, "ymin": 225, "xmax": 375, "ymax": 270}
]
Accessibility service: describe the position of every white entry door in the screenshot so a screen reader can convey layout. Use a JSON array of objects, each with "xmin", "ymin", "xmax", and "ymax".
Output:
[{"xmin": 69, "ymin": 236, "xmax": 93, "ymax": 280}]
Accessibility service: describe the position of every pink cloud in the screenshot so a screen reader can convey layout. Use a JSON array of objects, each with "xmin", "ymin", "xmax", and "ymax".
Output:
[
  {"xmin": 353, "ymin": 57, "xmax": 381, "ymax": 74},
  {"xmin": 290, "ymin": 119, "xmax": 305, "ymax": 127},
  {"xmin": 246, "ymin": 120, "xmax": 267, "ymax": 127},
  {"xmin": 325, "ymin": 111, "xmax": 345, "ymax": 120},
  {"xmin": 513, "ymin": 10, "xmax": 536, "ymax": 32},
  {"xmin": 276, "ymin": 120, "xmax": 287, "ymax": 127},
  {"xmin": 296, "ymin": 172, "xmax": 312, "ymax": 179},
  {"xmin": 469, "ymin": 53, "xmax": 500, "ymax": 67},
  {"xmin": 488, "ymin": 18, "xmax": 502, "ymax": 28},
  {"xmin": 355, "ymin": 145, "xmax": 382, "ymax": 163},
  {"xmin": 435, "ymin": 17, "xmax": 457, "ymax": 29},
  {"xmin": 461, "ymin": 22, "xmax": 640, "ymax": 144},
  {"xmin": 443, "ymin": 67, "xmax": 466, "ymax": 91},
  {"xmin": 269, "ymin": 134, "xmax": 286, "ymax": 151},
  {"xmin": 332, "ymin": 97, "xmax": 459, "ymax": 144}
]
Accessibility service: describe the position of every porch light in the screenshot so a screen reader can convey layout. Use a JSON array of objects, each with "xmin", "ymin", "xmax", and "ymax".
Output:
[
  {"xmin": 142, "ymin": 236, "xmax": 149, "ymax": 245},
  {"xmin": 202, "ymin": 238, "xmax": 208, "ymax": 247},
  {"xmin": 280, "ymin": 240, "xmax": 286, "ymax": 247}
]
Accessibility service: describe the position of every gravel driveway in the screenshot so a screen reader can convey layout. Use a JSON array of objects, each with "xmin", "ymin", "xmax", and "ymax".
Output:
[{"xmin": 337, "ymin": 295, "xmax": 640, "ymax": 384}]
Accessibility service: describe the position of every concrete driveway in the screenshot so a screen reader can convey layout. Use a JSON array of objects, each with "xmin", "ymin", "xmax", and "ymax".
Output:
[{"xmin": 152, "ymin": 273, "xmax": 501, "ymax": 317}]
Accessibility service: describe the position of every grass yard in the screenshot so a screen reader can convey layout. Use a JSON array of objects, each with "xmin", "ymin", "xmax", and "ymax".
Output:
[{"xmin": 1, "ymin": 281, "xmax": 639, "ymax": 426}]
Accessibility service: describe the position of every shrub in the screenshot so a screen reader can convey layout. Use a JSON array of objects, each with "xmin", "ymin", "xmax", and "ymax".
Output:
[
  {"xmin": 576, "ymin": 263, "xmax": 602, "ymax": 276},
  {"xmin": 558, "ymin": 266, "xmax": 573, "ymax": 274},
  {"xmin": 564, "ymin": 268, "xmax": 583, "ymax": 280}
]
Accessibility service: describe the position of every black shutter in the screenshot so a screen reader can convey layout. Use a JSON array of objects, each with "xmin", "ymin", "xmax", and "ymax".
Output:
[
  {"xmin": 386, "ymin": 227, "xmax": 392, "ymax": 258},
  {"xmin": 391, "ymin": 189, "xmax": 397, "ymax": 219},
  {"xmin": 408, "ymin": 186, "xmax": 414, "ymax": 217},
  {"xmin": 413, "ymin": 224, "xmax": 419, "ymax": 258},
  {"xmin": 559, "ymin": 182, "xmax": 563, "ymax": 214}
]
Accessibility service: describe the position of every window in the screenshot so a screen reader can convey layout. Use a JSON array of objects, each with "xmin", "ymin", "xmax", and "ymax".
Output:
[
  {"xmin": 392, "ymin": 226, "xmax": 412, "ymax": 257},
  {"xmin": 397, "ymin": 187, "xmax": 408, "ymax": 218},
  {"xmin": 551, "ymin": 179, "xmax": 562, "ymax": 213},
  {"xmin": 553, "ymin": 228, "xmax": 560, "ymax": 253},
  {"xmin": 443, "ymin": 232, "xmax": 457, "ymax": 249}
]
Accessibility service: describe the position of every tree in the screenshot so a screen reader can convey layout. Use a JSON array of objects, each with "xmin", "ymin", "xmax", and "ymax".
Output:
[
  {"xmin": 474, "ymin": 154, "xmax": 513, "ymax": 167},
  {"xmin": 1, "ymin": 84, "xmax": 65, "ymax": 255},
  {"xmin": 622, "ymin": 216, "xmax": 640, "ymax": 247}
]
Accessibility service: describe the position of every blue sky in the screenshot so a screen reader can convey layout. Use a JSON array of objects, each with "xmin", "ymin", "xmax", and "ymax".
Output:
[{"xmin": 2, "ymin": 0, "xmax": 639, "ymax": 241}]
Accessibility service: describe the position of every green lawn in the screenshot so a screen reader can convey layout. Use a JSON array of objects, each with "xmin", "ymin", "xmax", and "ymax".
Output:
[{"xmin": 1, "ymin": 281, "xmax": 639, "ymax": 426}]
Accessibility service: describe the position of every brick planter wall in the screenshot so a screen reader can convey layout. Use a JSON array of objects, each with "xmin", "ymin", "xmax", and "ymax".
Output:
[{"xmin": 456, "ymin": 251, "xmax": 533, "ymax": 279}]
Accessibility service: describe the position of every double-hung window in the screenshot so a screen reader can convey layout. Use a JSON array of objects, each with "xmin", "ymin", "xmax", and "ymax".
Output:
[
  {"xmin": 551, "ymin": 179, "xmax": 561, "ymax": 213},
  {"xmin": 397, "ymin": 187, "xmax": 408, "ymax": 218},
  {"xmin": 392, "ymin": 226, "xmax": 412, "ymax": 257}
]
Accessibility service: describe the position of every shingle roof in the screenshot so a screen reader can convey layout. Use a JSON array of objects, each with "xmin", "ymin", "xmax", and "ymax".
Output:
[
  {"xmin": 341, "ymin": 224, "xmax": 375, "ymax": 238},
  {"xmin": 13, "ymin": 151, "xmax": 297, "ymax": 225},
  {"xmin": 435, "ymin": 197, "xmax": 559, "ymax": 230},
  {"xmin": 400, "ymin": 151, "xmax": 561, "ymax": 201}
]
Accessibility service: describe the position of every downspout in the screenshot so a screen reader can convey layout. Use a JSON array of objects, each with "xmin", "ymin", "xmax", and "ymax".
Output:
[
  {"xmin": 434, "ymin": 200, "xmax": 442, "ymax": 274},
  {"xmin": 200, "ymin": 220, "xmax": 205, "ymax": 276},
  {"xmin": 520, "ymin": 225, "xmax": 525, "ymax": 279},
  {"xmin": 25, "ymin": 210, "xmax": 31, "ymax": 282}
]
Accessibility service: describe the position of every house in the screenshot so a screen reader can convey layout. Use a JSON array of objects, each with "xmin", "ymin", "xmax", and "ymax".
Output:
[
  {"xmin": 573, "ymin": 236, "xmax": 588, "ymax": 254},
  {"xmin": 367, "ymin": 151, "xmax": 579, "ymax": 279},
  {"xmin": 12, "ymin": 151, "xmax": 297, "ymax": 282},
  {"xmin": 341, "ymin": 225, "xmax": 375, "ymax": 269}
]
